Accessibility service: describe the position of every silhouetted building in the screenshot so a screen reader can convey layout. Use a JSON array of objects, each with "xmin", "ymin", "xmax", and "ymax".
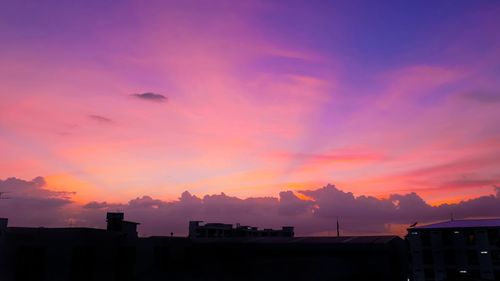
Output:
[
  {"xmin": 407, "ymin": 219, "xmax": 500, "ymax": 281},
  {"xmin": 177, "ymin": 235, "xmax": 408, "ymax": 281},
  {"xmin": 0, "ymin": 213, "xmax": 408, "ymax": 281},
  {"xmin": 107, "ymin": 212, "xmax": 140, "ymax": 238},
  {"xmin": 0, "ymin": 218, "xmax": 7, "ymax": 234},
  {"xmin": 189, "ymin": 221, "xmax": 294, "ymax": 238}
]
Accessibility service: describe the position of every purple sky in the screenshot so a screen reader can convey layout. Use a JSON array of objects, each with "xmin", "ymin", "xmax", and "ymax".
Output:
[{"xmin": 0, "ymin": 0, "xmax": 499, "ymax": 236}]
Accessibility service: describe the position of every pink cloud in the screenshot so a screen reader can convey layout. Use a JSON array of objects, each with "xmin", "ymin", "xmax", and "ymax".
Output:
[{"xmin": 2, "ymin": 177, "xmax": 499, "ymax": 237}]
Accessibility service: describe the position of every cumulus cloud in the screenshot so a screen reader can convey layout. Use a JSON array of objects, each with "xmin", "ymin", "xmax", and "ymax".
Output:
[
  {"xmin": 278, "ymin": 191, "xmax": 314, "ymax": 216},
  {"xmin": 1, "ymin": 177, "xmax": 499, "ymax": 237},
  {"xmin": 131, "ymin": 92, "xmax": 167, "ymax": 102},
  {"xmin": 0, "ymin": 177, "xmax": 73, "ymax": 226},
  {"xmin": 75, "ymin": 184, "xmax": 500, "ymax": 237}
]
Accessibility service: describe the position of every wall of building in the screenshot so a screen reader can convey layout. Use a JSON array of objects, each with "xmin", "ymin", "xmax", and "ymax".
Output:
[
  {"xmin": 407, "ymin": 227, "xmax": 500, "ymax": 281},
  {"xmin": 0, "ymin": 228, "xmax": 407, "ymax": 281}
]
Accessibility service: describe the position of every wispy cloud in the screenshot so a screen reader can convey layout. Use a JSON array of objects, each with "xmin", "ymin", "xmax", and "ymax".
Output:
[
  {"xmin": 132, "ymin": 92, "xmax": 167, "ymax": 103},
  {"xmin": 284, "ymin": 152, "xmax": 382, "ymax": 164},
  {"xmin": 461, "ymin": 91, "xmax": 500, "ymax": 103},
  {"xmin": 88, "ymin": 115, "xmax": 113, "ymax": 123}
]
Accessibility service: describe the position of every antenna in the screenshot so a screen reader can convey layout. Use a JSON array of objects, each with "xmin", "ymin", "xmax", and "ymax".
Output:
[
  {"xmin": 336, "ymin": 217, "xmax": 340, "ymax": 237},
  {"xmin": 450, "ymin": 213, "xmax": 454, "ymax": 221}
]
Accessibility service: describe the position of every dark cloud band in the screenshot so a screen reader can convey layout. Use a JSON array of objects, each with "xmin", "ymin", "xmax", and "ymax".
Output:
[
  {"xmin": 1, "ymin": 177, "xmax": 499, "ymax": 236},
  {"xmin": 132, "ymin": 92, "xmax": 167, "ymax": 102}
]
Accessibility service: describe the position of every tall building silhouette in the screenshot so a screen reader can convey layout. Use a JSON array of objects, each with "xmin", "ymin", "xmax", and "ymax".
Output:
[{"xmin": 407, "ymin": 219, "xmax": 500, "ymax": 281}]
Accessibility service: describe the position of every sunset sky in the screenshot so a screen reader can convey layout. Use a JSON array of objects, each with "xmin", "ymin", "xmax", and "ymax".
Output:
[{"xmin": 1, "ymin": 1, "xmax": 499, "ymax": 235}]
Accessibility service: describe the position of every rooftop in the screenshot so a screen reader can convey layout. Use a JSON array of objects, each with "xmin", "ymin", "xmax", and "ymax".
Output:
[
  {"xmin": 413, "ymin": 219, "xmax": 500, "ymax": 230},
  {"xmin": 192, "ymin": 236, "xmax": 401, "ymax": 245}
]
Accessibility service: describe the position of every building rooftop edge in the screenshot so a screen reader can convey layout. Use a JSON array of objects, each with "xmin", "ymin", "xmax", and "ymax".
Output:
[{"xmin": 410, "ymin": 218, "xmax": 500, "ymax": 230}]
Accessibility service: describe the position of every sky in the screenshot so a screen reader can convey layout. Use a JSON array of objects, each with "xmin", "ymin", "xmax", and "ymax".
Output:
[{"xmin": 0, "ymin": 0, "xmax": 499, "ymax": 236}]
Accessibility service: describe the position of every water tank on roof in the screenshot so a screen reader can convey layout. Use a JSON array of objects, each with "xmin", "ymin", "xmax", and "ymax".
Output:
[
  {"xmin": 106, "ymin": 212, "xmax": 124, "ymax": 221},
  {"xmin": 106, "ymin": 212, "xmax": 124, "ymax": 231}
]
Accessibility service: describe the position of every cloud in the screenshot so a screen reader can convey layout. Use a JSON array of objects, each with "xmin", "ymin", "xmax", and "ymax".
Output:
[
  {"xmin": 403, "ymin": 155, "xmax": 500, "ymax": 177},
  {"xmin": 1, "ymin": 177, "xmax": 499, "ymax": 236},
  {"xmin": 0, "ymin": 177, "xmax": 73, "ymax": 226},
  {"xmin": 83, "ymin": 201, "xmax": 112, "ymax": 209},
  {"xmin": 461, "ymin": 91, "xmax": 500, "ymax": 103},
  {"xmin": 278, "ymin": 191, "xmax": 314, "ymax": 216},
  {"xmin": 276, "ymin": 152, "xmax": 382, "ymax": 164},
  {"xmin": 131, "ymin": 92, "xmax": 167, "ymax": 102},
  {"xmin": 74, "ymin": 184, "xmax": 500, "ymax": 237},
  {"xmin": 88, "ymin": 114, "xmax": 114, "ymax": 123},
  {"xmin": 270, "ymin": 150, "xmax": 383, "ymax": 175}
]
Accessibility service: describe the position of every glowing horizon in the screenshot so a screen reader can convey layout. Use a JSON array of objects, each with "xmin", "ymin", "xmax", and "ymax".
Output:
[{"xmin": 1, "ymin": 0, "xmax": 500, "ymax": 213}]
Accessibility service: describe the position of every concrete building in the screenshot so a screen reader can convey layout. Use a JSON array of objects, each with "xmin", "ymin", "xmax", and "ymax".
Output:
[
  {"xmin": 0, "ymin": 213, "xmax": 408, "ymax": 281},
  {"xmin": 188, "ymin": 221, "xmax": 294, "ymax": 238},
  {"xmin": 106, "ymin": 212, "xmax": 140, "ymax": 238},
  {"xmin": 178, "ymin": 235, "xmax": 408, "ymax": 281},
  {"xmin": 0, "ymin": 214, "xmax": 140, "ymax": 281},
  {"xmin": 406, "ymin": 219, "xmax": 500, "ymax": 281}
]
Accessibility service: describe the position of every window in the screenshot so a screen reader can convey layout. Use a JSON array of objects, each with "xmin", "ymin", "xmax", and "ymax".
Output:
[
  {"xmin": 70, "ymin": 246, "xmax": 96, "ymax": 281},
  {"xmin": 469, "ymin": 269, "xmax": 481, "ymax": 278},
  {"xmin": 444, "ymin": 250, "xmax": 456, "ymax": 265},
  {"xmin": 466, "ymin": 250, "xmax": 478, "ymax": 265},
  {"xmin": 488, "ymin": 229, "xmax": 499, "ymax": 246},
  {"xmin": 491, "ymin": 250, "xmax": 500, "ymax": 266},
  {"xmin": 154, "ymin": 246, "xmax": 169, "ymax": 271},
  {"xmin": 423, "ymin": 250, "xmax": 433, "ymax": 264},
  {"xmin": 442, "ymin": 230, "xmax": 453, "ymax": 246},
  {"xmin": 113, "ymin": 246, "xmax": 136, "ymax": 281},
  {"xmin": 464, "ymin": 230, "xmax": 476, "ymax": 245},
  {"xmin": 15, "ymin": 246, "xmax": 46, "ymax": 281},
  {"xmin": 421, "ymin": 232, "xmax": 431, "ymax": 247},
  {"xmin": 495, "ymin": 270, "xmax": 500, "ymax": 280},
  {"xmin": 446, "ymin": 269, "xmax": 458, "ymax": 280},
  {"xmin": 424, "ymin": 268, "xmax": 434, "ymax": 280}
]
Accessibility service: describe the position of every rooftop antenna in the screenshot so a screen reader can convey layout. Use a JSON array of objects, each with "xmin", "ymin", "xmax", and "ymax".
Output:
[{"xmin": 336, "ymin": 217, "xmax": 340, "ymax": 237}]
